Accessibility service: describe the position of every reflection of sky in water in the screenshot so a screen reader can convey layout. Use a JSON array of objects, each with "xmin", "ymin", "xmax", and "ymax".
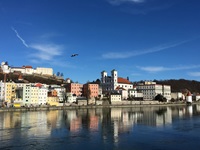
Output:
[{"xmin": 1, "ymin": 105, "xmax": 200, "ymax": 149}]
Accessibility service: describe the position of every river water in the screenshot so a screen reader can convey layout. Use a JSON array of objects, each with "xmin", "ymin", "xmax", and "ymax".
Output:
[{"xmin": 1, "ymin": 104, "xmax": 200, "ymax": 150}]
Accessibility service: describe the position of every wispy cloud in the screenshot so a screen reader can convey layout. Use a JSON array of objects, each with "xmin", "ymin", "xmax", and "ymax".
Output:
[
  {"xmin": 188, "ymin": 72, "xmax": 200, "ymax": 77},
  {"xmin": 107, "ymin": 0, "xmax": 175, "ymax": 15},
  {"xmin": 11, "ymin": 27, "xmax": 65, "ymax": 64},
  {"xmin": 108, "ymin": 0, "xmax": 145, "ymax": 5},
  {"xmin": 29, "ymin": 43, "xmax": 63, "ymax": 61},
  {"xmin": 102, "ymin": 40, "xmax": 189, "ymax": 59},
  {"xmin": 11, "ymin": 27, "xmax": 29, "ymax": 48},
  {"xmin": 137, "ymin": 65, "xmax": 200, "ymax": 73},
  {"xmin": 131, "ymin": 72, "xmax": 141, "ymax": 76}
]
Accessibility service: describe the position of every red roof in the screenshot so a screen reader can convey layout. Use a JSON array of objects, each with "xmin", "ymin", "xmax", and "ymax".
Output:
[
  {"xmin": 35, "ymin": 83, "xmax": 42, "ymax": 87},
  {"xmin": 187, "ymin": 91, "xmax": 192, "ymax": 96},
  {"xmin": 115, "ymin": 86, "xmax": 126, "ymax": 90},
  {"xmin": 18, "ymin": 74, "xmax": 23, "ymax": 80},
  {"xmin": 117, "ymin": 77, "xmax": 131, "ymax": 84},
  {"xmin": 25, "ymin": 66, "xmax": 32, "ymax": 68}
]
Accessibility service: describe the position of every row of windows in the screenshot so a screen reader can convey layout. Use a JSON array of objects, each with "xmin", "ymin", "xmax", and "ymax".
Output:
[{"xmin": 24, "ymin": 96, "xmax": 51, "ymax": 99}]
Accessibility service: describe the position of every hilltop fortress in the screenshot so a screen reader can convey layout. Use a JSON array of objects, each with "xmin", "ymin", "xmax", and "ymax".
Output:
[{"xmin": 1, "ymin": 61, "xmax": 53, "ymax": 76}]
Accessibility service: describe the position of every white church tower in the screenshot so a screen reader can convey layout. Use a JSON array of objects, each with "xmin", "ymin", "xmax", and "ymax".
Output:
[{"xmin": 111, "ymin": 69, "xmax": 118, "ymax": 90}]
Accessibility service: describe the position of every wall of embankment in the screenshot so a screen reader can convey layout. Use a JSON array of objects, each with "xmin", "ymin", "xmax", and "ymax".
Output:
[{"xmin": 0, "ymin": 101, "xmax": 197, "ymax": 112}]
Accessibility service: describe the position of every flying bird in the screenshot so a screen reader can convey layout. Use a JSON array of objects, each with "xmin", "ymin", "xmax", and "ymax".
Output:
[{"xmin": 71, "ymin": 54, "xmax": 78, "ymax": 57}]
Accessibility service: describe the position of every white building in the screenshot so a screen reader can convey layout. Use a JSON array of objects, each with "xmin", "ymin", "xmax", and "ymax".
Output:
[
  {"xmin": 30, "ymin": 86, "xmax": 39, "ymax": 105},
  {"xmin": 186, "ymin": 91, "xmax": 192, "ymax": 103},
  {"xmin": 110, "ymin": 93, "xmax": 122, "ymax": 103},
  {"xmin": 38, "ymin": 87, "xmax": 48, "ymax": 105},
  {"xmin": 66, "ymin": 92, "xmax": 77, "ymax": 103},
  {"xmin": 23, "ymin": 83, "xmax": 48, "ymax": 106},
  {"xmin": 1, "ymin": 62, "xmax": 10, "ymax": 73},
  {"xmin": 101, "ymin": 69, "xmax": 133, "ymax": 95},
  {"xmin": 1, "ymin": 62, "xmax": 53, "ymax": 76},
  {"xmin": 35, "ymin": 67, "xmax": 53, "ymax": 76},
  {"xmin": 136, "ymin": 81, "xmax": 171, "ymax": 101},
  {"xmin": 49, "ymin": 85, "xmax": 65, "ymax": 102},
  {"xmin": 163, "ymin": 85, "xmax": 171, "ymax": 100},
  {"xmin": 171, "ymin": 92, "xmax": 183, "ymax": 100},
  {"xmin": 23, "ymin": 84, "xmax": 31, "ymax": 105},
  {"xmin": 11, "ymin": 66, "xmax": 35, "ymax": 74},
  {"xmin": 0, "ymin": 81, "xmax": 5, "ymax": 103},
  {"xmin": 115, "ymin": 86, "xmax": 128, "ymax": 100},
  {"xmin": 195, "ymin": 94, "xmax": 200, "ymax": 101}
]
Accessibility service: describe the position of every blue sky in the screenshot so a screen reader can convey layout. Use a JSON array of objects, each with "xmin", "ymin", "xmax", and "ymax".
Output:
[{"xmin": 1, "ymin": 0, "xmax": 200, "ymax": 83}]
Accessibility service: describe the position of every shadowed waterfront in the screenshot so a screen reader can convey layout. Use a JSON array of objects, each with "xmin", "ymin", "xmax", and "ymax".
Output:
[{"xmin": 1, "ymin": 104, "xmax": 200, "ymax": 150}]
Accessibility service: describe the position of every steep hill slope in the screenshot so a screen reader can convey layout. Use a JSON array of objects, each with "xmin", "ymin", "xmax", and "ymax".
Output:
[
  {"xmin": 0, "ymin": 72, "xmax": 63, "ymax": 85},
  {"xmin": 154, "ymin": 79, "xmax": 200, "ymax": 93}
]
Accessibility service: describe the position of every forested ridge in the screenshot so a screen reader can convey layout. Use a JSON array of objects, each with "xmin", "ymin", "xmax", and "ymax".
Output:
[{"xmin": 154, "ymin": 79, "xmax": 200, "ymax": 93}]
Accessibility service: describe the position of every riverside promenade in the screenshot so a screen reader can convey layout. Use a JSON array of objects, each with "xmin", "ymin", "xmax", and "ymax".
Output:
[{"xmin": 0, "ymin": 100, "xmax": 195, "ymax": 112}]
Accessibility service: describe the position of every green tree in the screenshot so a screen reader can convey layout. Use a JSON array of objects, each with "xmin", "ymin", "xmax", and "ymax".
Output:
[
  {"xmin": 155, "ymin": 94, "xmax": 167, "ymax": 102},
  {"xmin": 57, "ymin": 72, "xmax": 60, "ymax": 76}
]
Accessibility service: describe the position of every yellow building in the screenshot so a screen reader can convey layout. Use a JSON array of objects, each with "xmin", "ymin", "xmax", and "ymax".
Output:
[
  {"xmin": 30, "ymin": 86, "xmax": 39, "ymax": 105},
  {"xmin": 5, "ymin": 82, "xmax": 17, "ymax": 104},
  {"xmin": 47, "ymin": 96, "xmax": 59, "ymax": 106}
]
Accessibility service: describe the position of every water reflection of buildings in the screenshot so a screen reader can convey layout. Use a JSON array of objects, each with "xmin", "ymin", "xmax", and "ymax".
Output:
[
  {"xmin": 3, "ymin": 105, "xmax": 200, "ymax": 147},
  {"xmin": 135, "ymin": 107, "xmax": 172, "ymax": 127},
  {"xmin": 62, "ymin": 107, "xmax": 174, "ymax": 146},
  {"xmin": 21, "ymin": 111, "xmax": 50, "ymax": 137},
  {"xmin": 178, "ymin": 105, "xmax": 195, "ymax": 118},
  {"xmin": 21, "ymin": 110, "xmax": 61, "ymax": 137},
  {"xmin": 0, "ymin": 110, "xmax": 61, "ymax": 141},
  {"xmin": 0, "ymin": 112, "xmax": 22, "ymax": 143},
  {"xmin": 64, "ymin": 109, "xmax": 100, "ymax": 132},
  {"xmin": 65, "ymin": 110, "xmax": 82, "ymax": 132},
  {"xmin": 156, "ymin": 107, "xmax": 172, "ymax": 126},
  {"xmin": 196, "ymin": 104, "xmax": 200, "ymax": 112},
  {"xmin": 111, "ymin": 108, "xmax": 143, "ymax": 144}
]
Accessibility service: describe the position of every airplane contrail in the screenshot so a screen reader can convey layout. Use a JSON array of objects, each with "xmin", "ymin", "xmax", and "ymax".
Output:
[{"xmin": 11, "ymin": 27, "xmax": 29, "ymax": 48}]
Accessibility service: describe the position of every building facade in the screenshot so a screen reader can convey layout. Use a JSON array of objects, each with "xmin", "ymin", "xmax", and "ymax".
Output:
[
  {"xmin": 35, "ymin": 67, "xmax": 53, "ymax": 76},
  {"xmin": 136, "ymin": 81, "xmax": 171, "ymax": 101},
  {"xmin": 83, "ymin": 83, "xmax": 99, "ymax": 99},
  {"xmin": 101, "ymin": 69, "xmax": 133, "ymax": 94},
  {"xmin": 110, "ymin": 93, "xmax": 122, "ymax": 103},
  {"xmin": 1, "ymin": 61, "xmax": 53, "ymax": 76},
  {"xmin": 65, "ymin": 83, "xmax": 83, "ymax": 97}
]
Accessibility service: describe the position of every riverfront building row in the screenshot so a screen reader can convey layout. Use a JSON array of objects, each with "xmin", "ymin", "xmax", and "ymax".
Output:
[
  {"xmin": 1, "ymin": 60, "xmax": 174, "ymax": 107},
  {"xmin": 0, "ymin": 78, "xmax": 101, "ymax": 107},
  {"xmin": 101, "ymin": 70, "xmax": 172, "ymax": 101}
]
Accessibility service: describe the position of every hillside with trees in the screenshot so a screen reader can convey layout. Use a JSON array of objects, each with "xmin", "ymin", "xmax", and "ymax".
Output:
[
  {"xmin": 132, "ymin": 79, "xmax": 200, "ymax": 93},
  {"xmin": 0, "ymin": 72, "xmax": 63, "ymax": 85},
  {"xmin": 153, "ymin": 79, "xmax": 200, "ymax": 93}
]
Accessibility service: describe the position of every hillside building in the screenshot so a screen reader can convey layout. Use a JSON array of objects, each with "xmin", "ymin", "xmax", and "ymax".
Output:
[
  {"xmin": 35, "ymin": 67, "xmax": 53, "ymax": 76},
  {"xmin": 136, "ymin": 81, "xmax": 171, "ymax": 101},
  {"xmin": 1, "ymin": 61, "xmax": 53, "ymax": 76}
]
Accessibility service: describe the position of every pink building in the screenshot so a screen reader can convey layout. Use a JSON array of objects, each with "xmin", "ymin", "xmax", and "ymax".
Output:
[
  {"xmin": 83, "ymin": 83, "xmax": 99, "ymax": 99},
  {"xmin": 65, "ymin": 83, "xmax": 83, "ymax": 96}
]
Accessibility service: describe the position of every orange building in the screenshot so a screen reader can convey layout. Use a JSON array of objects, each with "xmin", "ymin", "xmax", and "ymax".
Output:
[{"xmin": 83, "ymin": 83, "xmax": 99, "ymax": 99}]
